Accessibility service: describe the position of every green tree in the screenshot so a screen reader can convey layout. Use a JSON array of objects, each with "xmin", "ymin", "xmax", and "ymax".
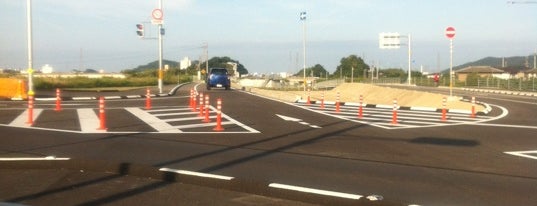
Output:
[
  {"xmin": 333, "ymin": 55, "xmax": 370, "ymax": 78},
  {"xmin": 380, "ymin": 68, "xmax": 406, "ymax": 77},
  {"xmin": 201, "ymin": 56, "xmax": 248, "ymax": 76},
  {"xmin": 295, "ymin": 64, "xmax": 329, "ymax": 77}
]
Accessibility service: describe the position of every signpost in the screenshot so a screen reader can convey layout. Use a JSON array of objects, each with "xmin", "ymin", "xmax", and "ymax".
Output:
[
  {"xmin": 379, "ymin": 32, "xmax": 412, "ymax": 85},
  {"xmin": 153, "ymin": 2, "xmax": 164, "ymax": 94},
  {"xmin": 445, "ymin": 27, "xmax": 456, "ymax": 97}
]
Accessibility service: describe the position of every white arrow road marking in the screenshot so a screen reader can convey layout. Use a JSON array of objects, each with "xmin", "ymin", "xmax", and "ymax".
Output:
[
  {"xmin": 504, "ymin": 150, "xmax": 537, "ymax": 160},
  {"xmin": 276, "ymin": 114, "xmax": 321, "ymax": 129}
]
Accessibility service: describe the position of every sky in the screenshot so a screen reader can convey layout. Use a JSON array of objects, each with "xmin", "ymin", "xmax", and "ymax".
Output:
[{"xmin": 1, "ymin": 0, "xmax": 536, "ymax": 75}]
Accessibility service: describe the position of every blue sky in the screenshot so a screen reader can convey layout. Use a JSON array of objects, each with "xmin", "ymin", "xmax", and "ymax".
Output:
[{"xmin": 1, "ymin": 0, "xmax": 536, "ymax": 74}]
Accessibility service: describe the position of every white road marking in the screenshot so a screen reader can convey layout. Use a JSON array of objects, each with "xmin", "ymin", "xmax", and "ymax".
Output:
[
  {"xmin": 9, "ymin": 109, "xmax": 43, "ymax": 127},
  {"xmin": 159, "ymin": 168, "xmax": 234, "ymax": 180},
  {"xmin": 276, "ymin": 114, "xmax": 322, "ymax": 129},
  {"xmin": 268, "ymin": 183, "xmax": 363, "ymax": 200},
  {"xmin": 125, "ymin": 107, "xmax": 182, "ymax": 133},
  {"xmin": 0, "ymin": 156, "xmax": 70, "ymax": 161},
  {"xmin": 504, "ymin": 150, "xmax": 537, "ymax": 160},
  {"xmin": 77, "ymin": 108, "xmax": 106, "ymax": 133}
]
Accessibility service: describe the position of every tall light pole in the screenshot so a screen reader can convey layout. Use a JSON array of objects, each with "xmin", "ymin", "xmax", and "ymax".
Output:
[
  {"xmin": 26, "ymin": 0, "xmax": 34, "ymax": 97},
  {"xmin": 300, "ymin": 11, "xmax": 307, "ymax": 92}
]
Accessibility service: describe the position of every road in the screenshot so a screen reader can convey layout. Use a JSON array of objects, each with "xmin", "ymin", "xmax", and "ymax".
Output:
[{"xmin": 1, "ymin": 83, "xmax": 536, "ymax": 206}]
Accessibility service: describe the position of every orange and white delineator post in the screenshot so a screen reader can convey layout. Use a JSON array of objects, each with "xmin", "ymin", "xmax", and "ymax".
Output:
[
  {"xmin": 145, "ymin": 88, "xmax": 152, "ymax": 110},
  {"xmin": 203, "ymin": 94, "xmax": 211, "ymax": 123},
  {"xmin": 198, "ymin": 92, "xmax": 204, "ymax": 117},
  {"xmin": 306, "ymin": 89, "xmax": 311, "ymax": 105},
  {"xmin": 189, "ymin": 89, "xmax": 194, "ymax": 110},
  {"xmin": 213, "ymin": 98, "xmax": 224, "ymax": 131},
  {"xmin": 441, "ymin": 97, "xmax": 447, "ymax": 121},
  {"xmin": 26, "ymin": 95, "xmax": 34, "ymax": 126},
  {"xmin": 97, "ymin": 96, "xmax": 107, "ymax": 131},
  {"xmin": 335, "ymin": 91, "xmax": 340, "ymax": 113},
  {"xmin": 391, "ymin": 99, "xmax": 398, "ymax": 124},
  {"xmin": 358, "ymin": 95, "xmax": 363, "ymax": 119},
  {"xmin": 320, "ymin": 91, "xmax": 325, "ymax": 109},
  {"xmin": 470, "ymin": 96, "xmax": 476, "ymax": 118},
  {"xmin": 55, "ymin": 88, "xmax": 62, "ymax": 111}
]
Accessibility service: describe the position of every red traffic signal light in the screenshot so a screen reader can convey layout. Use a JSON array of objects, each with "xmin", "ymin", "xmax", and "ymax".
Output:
[{"xmin": 136, "ymin": 24, "xmax": 144, "ymax": 37}]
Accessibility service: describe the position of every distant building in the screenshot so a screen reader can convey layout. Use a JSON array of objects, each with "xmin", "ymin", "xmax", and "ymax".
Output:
[
  {"xmin": 455, "ymin": 66, "xmax": 507, "ymax": 81},
  {"xmin": 41, "ymin": 64, "xmax": 53, "ymax": 74},
  {"xmin": 180, "ymin": 57, "xmax": 191, "ymax": 70}
]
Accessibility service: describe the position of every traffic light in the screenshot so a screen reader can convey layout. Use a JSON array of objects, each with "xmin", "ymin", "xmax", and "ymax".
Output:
[{"xmin": 136, "ymin": 24, "xmax": 144, "ymax": 38}]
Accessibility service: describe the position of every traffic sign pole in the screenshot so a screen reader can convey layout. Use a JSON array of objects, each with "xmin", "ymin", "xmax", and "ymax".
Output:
[{"xmin": 445, "ymin": 27, "xmax": 456, "ymax": 97}]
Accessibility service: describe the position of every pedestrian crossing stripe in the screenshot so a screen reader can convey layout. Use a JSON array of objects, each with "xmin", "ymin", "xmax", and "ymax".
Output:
[
  {"xmin": 0, "ymin": 106, "xmax": 259, "ymax": 134},
  {"xmin": 294, "ymin": 102, "xmax": 498, "ymax": 130}
]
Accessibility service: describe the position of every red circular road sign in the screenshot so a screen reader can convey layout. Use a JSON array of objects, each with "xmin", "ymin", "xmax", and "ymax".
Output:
[
  {"xmin": 152, "ymin": 9, "xmax": 163, "ymax": 20},
  {"xmin": 445, "ymin": 27, "xmax": 456, "ymax": 39}
]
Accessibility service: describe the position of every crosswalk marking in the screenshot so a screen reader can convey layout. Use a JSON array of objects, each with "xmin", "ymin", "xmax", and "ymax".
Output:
[
  {"xmin": 0, "ymin": 106, "xmax": 259, "ymax": 134},
  {"xmin": 77, "ymin": 108, "xmax": 105, "ymax": 133},
  {"xmin": 9, "ymin": 109, "xmax": 43, "ymax": 127},
  {"xmin": 295, "ymin": 103, "xmax": 497, "ymax": 130},
  {"xmin": 125, "ymin": 107, "xmax": 182, "ymax": 133}
]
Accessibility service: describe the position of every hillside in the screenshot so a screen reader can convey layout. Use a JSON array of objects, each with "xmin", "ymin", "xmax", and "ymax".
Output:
[
  {"xmin": 449, "ymin": 54, "xmax": 536, "ymax": 73},
  {"xmin": 127, "ymin": 60, "xmax": 180, "ymax": 72}
]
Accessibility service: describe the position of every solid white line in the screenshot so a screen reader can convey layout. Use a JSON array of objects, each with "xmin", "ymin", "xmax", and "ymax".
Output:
[
  {"xmin": 153, "ymin": 111, "xmax": 202, "ymax": 117},
  {"xmin": 268, "ymin": 183, "xmax": 363, "ymax": 200},
  {"xmin": 149, "ymin": 107, "xmax": 192, "ymax": 113},
  {"xmin": 9, "ymin": 109, "xmax": 43, "ymax": 127},
  {"xmin": 173, "ymin": 121, "xmax": 233, "ymax": 129},
  {"xmin": 104, "ymin": 96, "xmax": 122, "ymax": 100},
  {"xmin": 159, "ymin": 168, "xmax": 234, "ymax": 180},
  {"xmin": 217, "ymin": 106, "xmax": 260, "ymax": 133},
  {"xmin": 73, "ymin": 97, "xmax": 95, "ymax": 100},
  {"xmin": 125, "ymin": 107, "xmax": 182, "ymax": 133},
  {"xmin": 165, "ymin": 115, "xmax": 215, "ymax": 122},
  {"xmin": 0, "ymin": 156, "xmax": 70, "ymax": 161},
  {"xmin": 410, "ymin": 106, "xmax": 437, "ymax": 112},
  {"xmin": 77, "ymin": 108, "xmax": 106, "ymax": 133}
]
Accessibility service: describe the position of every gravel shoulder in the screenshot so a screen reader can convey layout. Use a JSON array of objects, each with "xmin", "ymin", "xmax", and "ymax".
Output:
[{"xmin": 242, "ymin": 83, "xmax": 484, "ymax": 111}]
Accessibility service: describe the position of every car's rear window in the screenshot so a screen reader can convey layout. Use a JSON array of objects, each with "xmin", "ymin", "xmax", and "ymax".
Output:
[{"xmin": 211, "ymin": 69, "xmax": 227, "ymax": 75}]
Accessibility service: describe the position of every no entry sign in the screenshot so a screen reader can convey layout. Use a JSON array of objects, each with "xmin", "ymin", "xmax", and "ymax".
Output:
[{"xmin": 445, "ymin": 27, "xmax": 456, "ymax": 39}]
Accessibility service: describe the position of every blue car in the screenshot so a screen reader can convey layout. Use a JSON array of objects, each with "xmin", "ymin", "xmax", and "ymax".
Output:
[{"xmin": 206, "ymin": 68, "xmax": 231, "ymax": 90}]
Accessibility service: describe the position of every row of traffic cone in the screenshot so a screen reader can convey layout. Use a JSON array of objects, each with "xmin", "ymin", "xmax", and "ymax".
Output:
[{"xmin": 304, "ymin": 92, "xmax": 478, "ymax": 124}]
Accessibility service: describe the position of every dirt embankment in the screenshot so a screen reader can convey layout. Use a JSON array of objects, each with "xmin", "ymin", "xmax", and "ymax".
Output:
[{"xmin": 245, "ymin": 83, "xmax": 484, "ymax": 111}]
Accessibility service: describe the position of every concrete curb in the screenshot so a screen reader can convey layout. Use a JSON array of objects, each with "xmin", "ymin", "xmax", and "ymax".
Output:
[
  {"xmin": 7, "ymin": 83, "xmax": 189, "ymax": 102},
  {"xmin": 296, "ymin": 98, "xmax": 490, "ymax": 116},
  {"xmin": 461, "ymin": 87, "xmax": 537, "ymax": 97}
]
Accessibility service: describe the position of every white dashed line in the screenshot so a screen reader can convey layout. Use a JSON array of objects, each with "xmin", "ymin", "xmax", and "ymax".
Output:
[
  {"xmin": 159, "ymin": 168, "xmax": 234, "ymax": 180},
  {"xmin": 268, "ymin": 183, "xmax": 363, "ymax": 200}
]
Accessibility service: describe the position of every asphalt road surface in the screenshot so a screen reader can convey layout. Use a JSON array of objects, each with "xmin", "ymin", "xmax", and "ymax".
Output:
[{"xmin": 1, "ymin": 83, "xmax": 536, "ymax": 206}]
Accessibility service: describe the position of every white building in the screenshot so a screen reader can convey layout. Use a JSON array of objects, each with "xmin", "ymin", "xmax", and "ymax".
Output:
[
  {"xmin": 41, "ymin": 64, "xmax": 53, "ymax": 74},
  {"xmin": 180, "ymin": 57, "xmax": 191, "ymax": 70}
]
